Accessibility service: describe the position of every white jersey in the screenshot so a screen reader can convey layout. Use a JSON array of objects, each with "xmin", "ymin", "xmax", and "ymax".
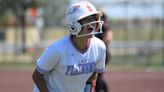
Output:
[{"xmin": 34, "ymin": 35, "xmax": 106, "ymax": 92}]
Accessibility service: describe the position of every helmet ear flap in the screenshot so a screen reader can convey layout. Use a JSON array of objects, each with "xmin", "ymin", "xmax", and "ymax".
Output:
[{"xmin": 67, "ymin": 21, "xmax": 82, "ymax": 35}]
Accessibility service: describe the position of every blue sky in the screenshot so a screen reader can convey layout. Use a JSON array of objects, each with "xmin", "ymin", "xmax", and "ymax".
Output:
[
  {"xmin": 103, "ymin": 4, "xmax": 163, "ymax": 19},
  {"xmin": 71, "ymin": 0, "xmax": 164, "ymax": 19}
]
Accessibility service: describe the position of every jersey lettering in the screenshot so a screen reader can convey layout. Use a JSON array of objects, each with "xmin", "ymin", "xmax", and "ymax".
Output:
[{"xmin": 65, "ymin": 62, "xmax": 95, "ymax": 76}]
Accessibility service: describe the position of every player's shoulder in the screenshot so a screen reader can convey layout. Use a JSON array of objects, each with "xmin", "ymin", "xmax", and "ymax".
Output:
[
  {"xmin": 92, "ymin": 37, "xmax": 106, "ymax": 49},
  {"xmin": 48, "ymin": 35, "xmax": 69, "ymax": 49}
]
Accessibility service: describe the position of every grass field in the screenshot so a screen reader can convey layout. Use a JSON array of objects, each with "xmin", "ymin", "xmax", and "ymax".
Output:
[
  {"xmin": 0, "ymin": 27, "xmax": 164, "ymax": 70},
  {"xmin": 0, "ymin": 59, "xmax": 164, "ymax": 73}
]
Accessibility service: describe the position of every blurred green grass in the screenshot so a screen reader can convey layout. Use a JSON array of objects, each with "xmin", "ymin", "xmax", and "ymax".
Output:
[
  {"xmin": 0, "ymin": 55, "xmax": 163, "ymax": 72},
  {"xmin": 106, "ymin": 64, "xmax": 164, "ymax": 72},
  {"xmin": 0, "ymin": 62, "xmax": 35, "ymax": 70},
  {"xmin": 110, "ymin": 54, "xmax": 163, "ymax": 66},
  {"xmin": 113, "ymin": 29, "xmax": 163, "ymax": 41},
  {"xmin": 0, "ymin": 27, "xmax": 163, "ymax": 71},
  {"xmin": 43, "ymin": 28, "xmax": 163, "ymax": 41}
]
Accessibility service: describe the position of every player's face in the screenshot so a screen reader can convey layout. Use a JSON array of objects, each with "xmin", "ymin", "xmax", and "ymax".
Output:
[{"xmin": 78, "ymin": 14, "xmax": 99, "ymax": 38}]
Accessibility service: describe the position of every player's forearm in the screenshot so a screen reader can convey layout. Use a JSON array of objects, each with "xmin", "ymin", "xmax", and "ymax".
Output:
[
  {"xmin": 32, "ymin": 69, "xmax": 49, "ymax": 92},
  {"xmin": 103, "ymin": 30, "xmax": 112, "ymax": 44},
  {"xmin": 87, "ymin": 72, "xmax": 98, "ymax": 82},
  {"xmin": 33, "ymin": 77, "xmax": 49, "ymax": 92},
  {"xmin": 84, "ymin": 72, "xmax": 98, "ymax": 92}
]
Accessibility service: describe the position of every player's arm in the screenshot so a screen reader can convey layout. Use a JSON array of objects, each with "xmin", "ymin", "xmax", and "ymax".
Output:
[
  {"xmin": 32, "ymin": 69, "xmax": 49, "ymax": 92},
  {"xmin": 103, "ymin": 29, "xmax": 113, "ymax": 44},
  {"xmin": 84, "ymin": 72, "xmax": 98, "ymax": 92}
]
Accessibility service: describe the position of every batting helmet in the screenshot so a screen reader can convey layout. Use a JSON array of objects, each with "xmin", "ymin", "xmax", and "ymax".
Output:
[{"xmin": 65, "ymin": 1, "xmax": 104, "ymax": 37}]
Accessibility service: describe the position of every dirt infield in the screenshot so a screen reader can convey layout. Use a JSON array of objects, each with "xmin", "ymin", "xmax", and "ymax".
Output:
[
  {"xmin": 104, "ymin": 71, "xmax": 164, "ymax": 92},
  {"xmin": 0, "ymin": 70, "xmax": 164, "ymax": 92}
]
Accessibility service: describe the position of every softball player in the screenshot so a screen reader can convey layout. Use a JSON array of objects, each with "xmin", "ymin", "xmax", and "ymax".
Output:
[
  {"xmin": 32, "ymin": 1, "xmax": 106, "ymax": 92},
  {"xmin": 95, "ymin": 12, "xmax": 113, "ymax": 92}
]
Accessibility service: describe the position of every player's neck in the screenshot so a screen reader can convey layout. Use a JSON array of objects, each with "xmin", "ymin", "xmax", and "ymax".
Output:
[{"xmin": 71, "ymin": 35, "xmax": 91, "ymax": 51}]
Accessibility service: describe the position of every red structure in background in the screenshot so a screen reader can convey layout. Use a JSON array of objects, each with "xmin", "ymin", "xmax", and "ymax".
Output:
[{"xmin": 31, "ymin": 7, "xmax": 37, "ymax": 17}]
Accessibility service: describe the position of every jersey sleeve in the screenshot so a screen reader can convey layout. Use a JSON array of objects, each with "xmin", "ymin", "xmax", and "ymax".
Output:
[
  {"xmin": 95, "ymin": 44, "xmax": 106, "ymax": 73},
  {"xmin": 36, "ymin": 45, "xmax": 61, "ymax": 74}
]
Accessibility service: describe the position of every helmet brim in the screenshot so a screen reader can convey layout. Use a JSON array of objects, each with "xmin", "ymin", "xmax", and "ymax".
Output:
[{"xmin": 77, "ymin": 11, "xmax": 103, "ymax": 21}]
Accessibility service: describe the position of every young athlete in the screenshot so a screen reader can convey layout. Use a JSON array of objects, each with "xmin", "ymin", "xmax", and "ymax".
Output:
[
  {"xmin": 95, "ymin": 12, "xmax": 113, "ymax": 92},
  {"xmin": 32, "ymin": 1, "xmax": 106, "ymax": 92}
]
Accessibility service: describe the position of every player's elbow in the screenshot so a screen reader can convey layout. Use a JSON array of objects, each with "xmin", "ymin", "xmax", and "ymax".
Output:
[{"xmin": 32, "ymin": 69, "xmax": 44, "ymax": 83}]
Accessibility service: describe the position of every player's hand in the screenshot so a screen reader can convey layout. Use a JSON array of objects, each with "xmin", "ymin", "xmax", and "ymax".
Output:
[{"xmin": 84, "ymin": 83, "xmax": 92, "ymax": 92}]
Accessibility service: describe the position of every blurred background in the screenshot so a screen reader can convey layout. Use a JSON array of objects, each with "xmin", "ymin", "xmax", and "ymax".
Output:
[
  {"xmin": 0, "ymin": 0, "xmax": 163, "ymax": 69},
  {"xmin": 0, "ymin": 0, "xmax": 164, "ymax": 92}
]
